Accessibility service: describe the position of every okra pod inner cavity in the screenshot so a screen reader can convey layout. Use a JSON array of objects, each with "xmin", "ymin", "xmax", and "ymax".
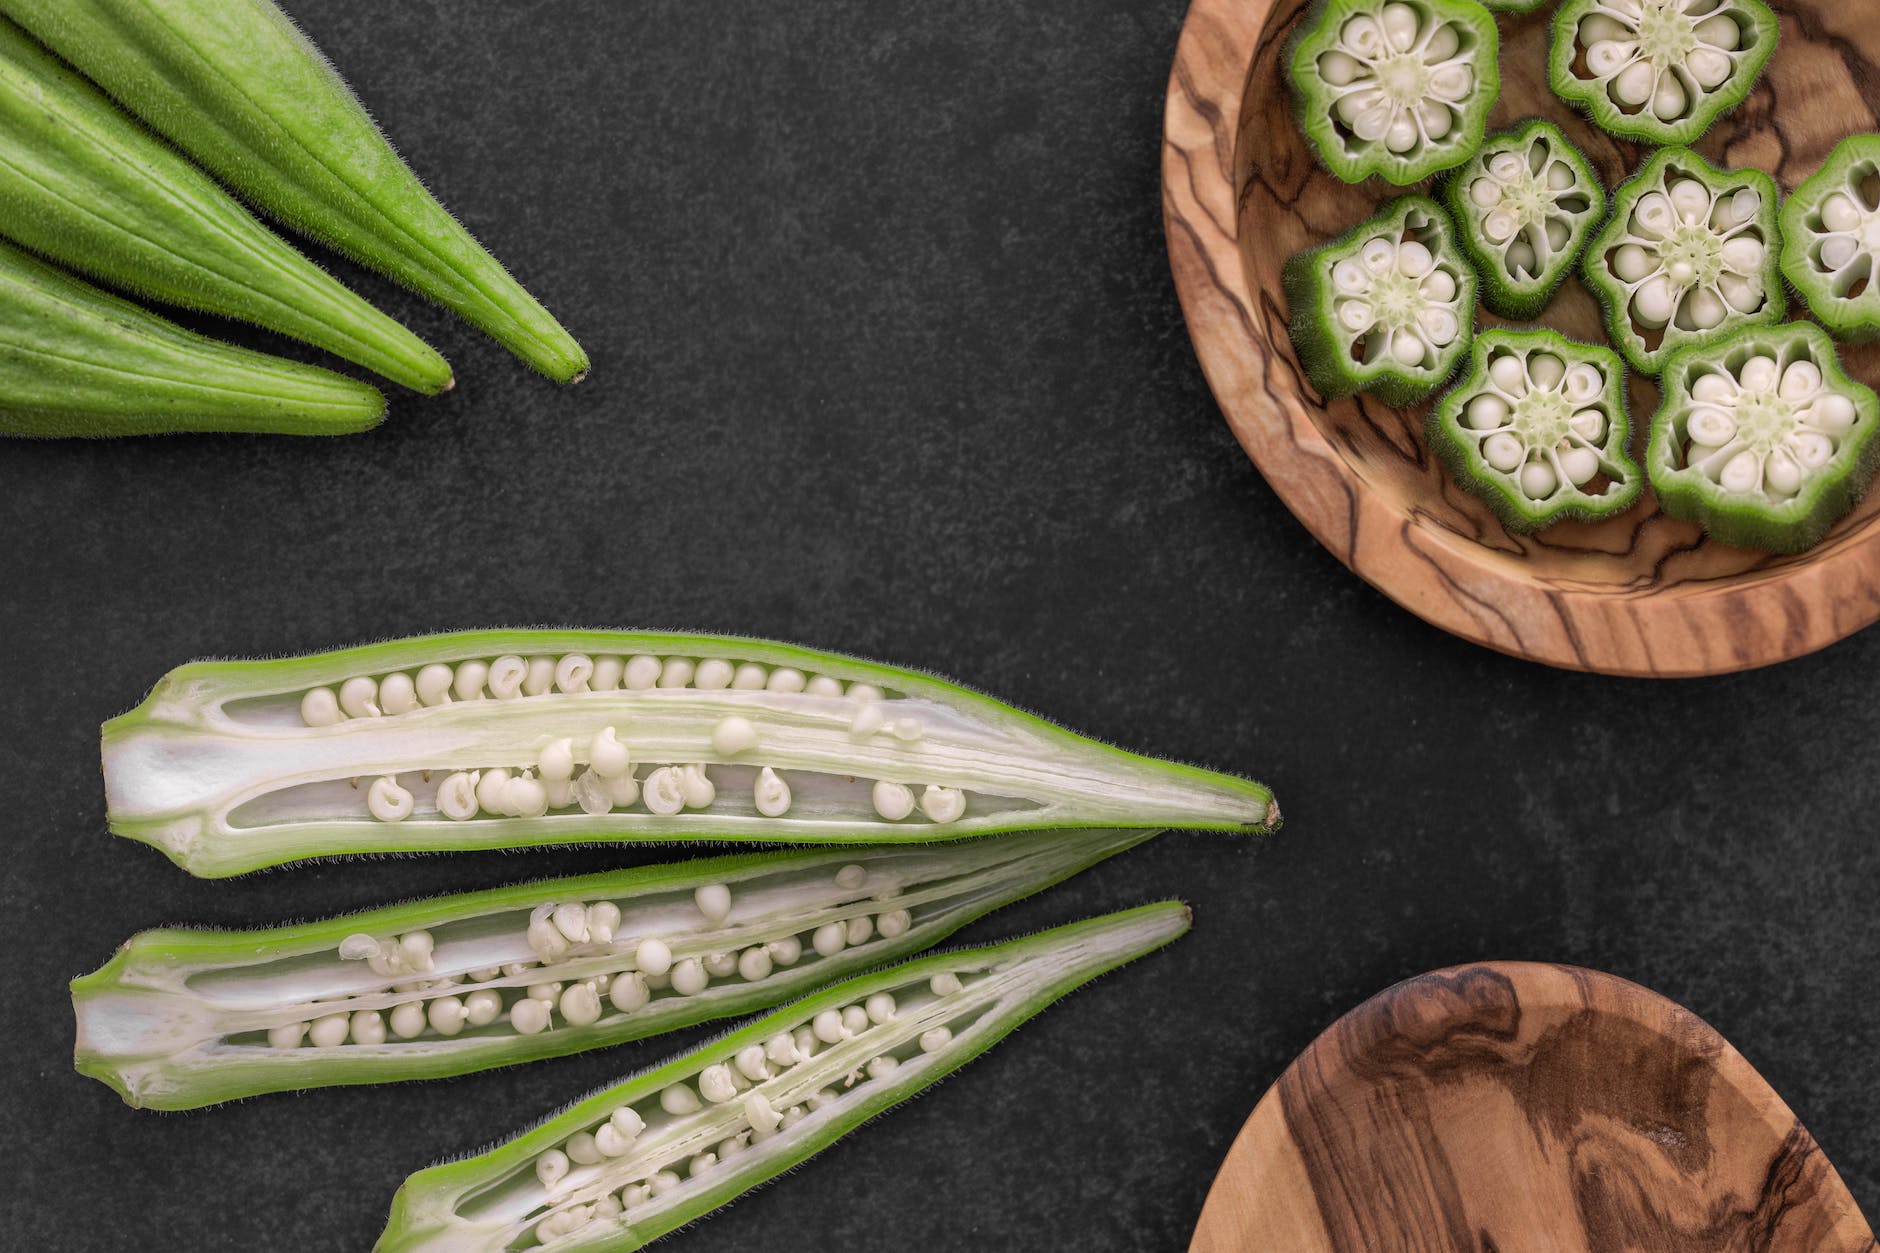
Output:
[
  {"xmin": 102, "ymin": 632, "xmax": 1275, "ymax": 877},
  {"xmin": 1445, "ymin": 120, "xmax": 1606, "ymax": 321}
]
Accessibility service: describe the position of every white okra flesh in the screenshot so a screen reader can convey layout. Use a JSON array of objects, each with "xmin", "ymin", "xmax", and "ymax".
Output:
[
  {"xmin": 102, "ymin": 632, "xmax": 1276, "ymax": 876},
  {"xmin": 74, "ymin": 831, "xmax": 1151, "ymax": 1110}
]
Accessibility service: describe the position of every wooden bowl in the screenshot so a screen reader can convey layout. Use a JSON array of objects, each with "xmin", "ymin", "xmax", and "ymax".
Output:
[
  {"xmin": 1190, "ymin": 962, "xmax": 1877, "ymax": 1251},
  {"xmin": 1163, "ymin": 0, "xmax": 1880, "ymax": 676}
]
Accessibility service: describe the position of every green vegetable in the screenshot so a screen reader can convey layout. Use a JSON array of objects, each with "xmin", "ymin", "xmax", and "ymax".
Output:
[
  {"xmin": 1442, "ymin": 119, "xmax": 1606, "ymax": 321},
  {"xmin": 1429, "ymin": 330, "xmax": 1641, "ymax": 531},
  {"xmin": 101, "ymin": 630, "xmax": 1278, "ymax": 878},
  {"xmin": 74, "ymin": 829, "xmax": 1150, "ymax": 1110},
  {"xmin": 0, "ymin": 237, "xmax": 383, "ymax": 437},
  {"xmin": 1549, "ymin": 0, "xmax": 1776, "ymax": 147},
  {"xmin": 1582, "ymin": 148, "xmax": 1782, "ymax": 376},
  {"xmin": 1, "ymin": 0, "xmax": 588, "ymax": 383},
  {"xmin": 1647, "ymin": 323, "xmax": 1880, "ymax": 554},
  {"xmin": 0, "ymin": 16, "xmax": 448, "ymax": 397},
  {"xmin": 374, "ymin": 903, "xmax": 1188, "ymax": 1252},
  {"xmin": 1288, "ymin": 0, "xmax": 1499, "ymax": 186},
  {"xmin": 1284, "ymin": 196, "xmax": 1477, "ymax": 406},
  {"xmin": 1780, "ymin": 135, "xmax": 1880, "ymax": 342},
  {"xmin": 1480, "ymin": 0, "xmax": 1551, "ymax": 11}
]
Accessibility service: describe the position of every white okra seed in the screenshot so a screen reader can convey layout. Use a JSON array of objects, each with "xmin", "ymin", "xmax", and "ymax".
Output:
[
  {"xmin": 658, "ymin": 657, "xmax": 695, "ymax": 688},
  {"xmin": 267, "ymin": 1022, "xmax": 306, "ymax": 1049},
  {"xmin": 846, "ymin": 915, "xmax": 875, "ymax": 946},
  {"xmin": 649, "ymin": 1171, "xmax": 682, "ymax": 1196},
  {"xmin": 849, "ymin": 683, "xmax": 884, "ymax": 702},
  {"xmin": 872, "ymin": 781, "xmax": 915, "ymax": 821},
  {"xmin": 621, "ymin": 1183, "xmax": 650, "ymax": 1209},
  {"xmin": 588, "ymin": 901, "xmax": 621, "ymax": 943},
  {"xmin": 427, "ymin": 997, "xmax": 467, "ymax": 1037},
  {"xmin": 300, "ymin": 687, "xmax": 341, "ymax": 727},
  {"xmin": 793, "ymin": 1027, "xmax": 819, "ymax": 1059},
  {"xmin": 671, "ymin": 958, "xmax": 709, "ymax": 996},
  {"xmin": 535, "ymin": 1149, "xmax": 570, "ymax": 1190},
  {"xmin": 436, "ymin": 771, "xmax": 479, "ymax": 821},
  {"xmin": 527, "ymin": 909, "xmax": 570, "ymax": 962},
  {"xmin": 623, "ymin": 655, "xmax": 661, "ymax": 689},
  {"xmin": 560, "ymin": 983, "xmax": 603, "ymax": 1027},
  {"xmin": 711, "ymin": 715, "xmax": 758, "ymax": 756},
  {"xmin": 699, "ymin": 1063, "xmax": 739, "ymax": 1103},
  {"xmin": 931, "ymin": 972, "xmax": 963, "ymax": 997},
  {"xmin": 730, "ymin": 662, "xmax": 767, "ymax": 690},
  {"xmin": 378, "ymin": 673, "xmax": 418, "ymax": 715},
  {"xmin": 554, "ymin": 654, "xmax": 594, "ymax": 693},
  {"xmin": 464, "ymin": 990, "xmax": 503, "ymax": 1027},
  {"xmin": 694, "ymin": 658, "xmax": 734, "ymax": 689},
  {"xmin": 590, "ymin": 656, "xmax": 624, "ymax": 691},
  {"xmin": 552, "ymin": 902, "xmax": 590, "ymax": 943},
  {"xmin": 890, "ymin": 717, "xmax": 924, "ymax": 741},
  {"xmin": 735, "ymin": 1044, "xmax": 772, "ymax": 1082},
  {"xmin": 588, "ymin": 726, "xmax": 631, "ymax": 778},
  {"xmin": 765, "ymin": 1033, "xmax": 800, "ymax": 1067},
  {"xmin": 538, "ymin": 738, "xmax": 575, "ymax": 782},
  {"xmin": 767, "ymin": 936, "xmax": 802, "ymax": 965},
  {"xmin": 468, "ymin": 966, "xmax": 503, "ymax": 983},
  {"xmin": 754, "ymin": 767, "xmax": 791, "ymax": 817},
  {"xmin": 366, "ymin": 776, "xmax": 414, "ymax": 822},
  {"xmin": 865, "ymin": 992, "xmax": 897, "ymax": 1024},
  {"xmin": 527, "ymin": 981, "xmax": 564, "ymax": 1002},
  {"xmin": 745, "ymin": 1092, "xmax": 781, "ymax": 1133},
  {"xmin": 452, "ymin": 660, "xmax": 489, "ymax": 702},
  {"xmin": 611, "ymin": 1106, "xmax": 646, "ymax": 1139},
  {"xmin": 877, "ymin": 909, "xmax": 912, "ymax": 938},
  {"xmin": 474, "ymin": 768, "xmax": 511, "ymax": 816},
  {"xmin": 609, "ymin": 972, "xmax": 650, "ymax": 1013},
  {"xmin": 812, "ymin": 922, "xmax": 846, "ymax": 957},
  {"xmin": 835, "ymin": 864, "xmax": 867, "ymax": 890},
  {"xmin": 510, "ymin": 999, "xmax": 551, "ymax": 1035},
  {"xmin": 338, "ymin": 676, "xmax": 381, "ymax": 718},
  {"xmin": 661, "ymin": 1083, "xmax": 702, "ymax": 1115},
  {"xmin": 594, "ymin": 1123, "xmax": 633, "ymax": 1157},
  {"xmin": 595, "ymin": 1193, "xmax": 624, "ymax": 1220},
  {"xmin": 806, "ymin": 1089, "xmax": 836, "ymax": 1111},
  {"xmin": 689, "ymin": 1153, "xmax": 717, "ymax": 1178},
  {"xmin": 920, "ymin": 1026, "xmax": 953, "ymax": 1054},
  {"xmin": 350, "ymin": 1010, "xmax": 387, "ymax": 1046},
  {"xmin": 642, "ymin": 767, "xmax": 685, "ymax": 815},
  {"xmin": 566, "ymin": 1132, "xmax": 602, "ymax": 1165},
  {"xmin": 695, "ymin": 883, "xmax": 732, "ymax": 923},
  {"xmin": 704, "ymin": 951, "xmax": 738, "ymax": 978},
  {"xmin": 502, "ymin": 962, "xmax": 538, "ymax": 979},
  {"xmin": 849, "ymin": 702, "xmax": 887, "ymax": 740},
  {"xmin": 738, "ymin": 947, "xmax": 773, "ymax": 982},
  {"xmin": 718, "ymin": 1134, "xmax": 749, "ymax": 1159},
  {"xmin": 679, "ymin": 764, "xmax": 715, "ymax": 808},
  {"xmin": 414, "ymin": 663, "xmax": 454, "ymax": 706},
  {"xmin": 841, "ymin": 1005, "xmax": 869, "ymax": 1036},
  {"xmin": 921, "ymin": 786, "xmax": 966, "ymax": 823},
  {"xmin": 806, "ymin": 674, "xmax": 843, "ymax": 696},
  {"xmin": 812, "ymin": 1009, "xmax": 848, "ymax": 1043},
  {"xmin": 310, "ymin": 1013, "xmax": 350, "ymax": 1047},
  {"xmin": 389, "ymin": 1003, "xmax": 426, "ymax": 1039},
  {"xmin": 522, "ymin": 656, "xmax": 555, "ymax": 697},
  {"xmin": 488, "ymin": 656, "xmax": 527, "ymax": 699},
  {"xmin": 636, "ymin": 938, "xmax": 673, "ymax": 977},
  {"xmin": 573, "ymin": 769, "xmax": 612, "ymax": 816},
  {"xmin": 766, "ymin": 667, "xmax": 806, "ymax": 693},
  {"xmin": 501, "ymin": 774, "xmax": 549, "ymax": 819},
  {"xmin": 780, "ymin": 1105, "xmax": 807, "ymax": 1128},
  {"xmin": 544, "ymin": 776, "xmax": 575, "ymax": 810},
  {"xmin": 606, "ymin": 772, "xmax": 640, "ymax": 807},
  {"xmin": 867, "ymin": 1056, "xmax": 899, "ymax": 1081}
]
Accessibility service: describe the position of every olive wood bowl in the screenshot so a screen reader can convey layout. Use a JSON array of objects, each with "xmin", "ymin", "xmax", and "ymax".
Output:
[{"xmin": 1163, "ymin": 0, "xmax": 1880, "ymax": 676}]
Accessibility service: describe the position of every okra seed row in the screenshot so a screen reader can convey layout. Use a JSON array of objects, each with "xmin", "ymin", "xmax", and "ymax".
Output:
[
  {"xmin": 1317, "ymin": 5, "xmax": 1476, "ymax": 157},
  {"xmin": 1609, "ymin": 178, "xmax": 1766, "ymax": 334},
  {"xmin": 1673, "ymin": 354, "xmax": 1857, "ymax": 498},
  {"xmin": 1462, "ymin": 348, "xmax": 1613, "ymax": 500},
  {"xmin": 1330, "ymin": 233, "xmax": 1465, "ymax": 372}
]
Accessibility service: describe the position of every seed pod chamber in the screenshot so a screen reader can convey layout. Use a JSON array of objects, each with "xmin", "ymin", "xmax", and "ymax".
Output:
[{"xmin": 1781, "ymin": 134, "xmax": 1880, "ymax": 342}]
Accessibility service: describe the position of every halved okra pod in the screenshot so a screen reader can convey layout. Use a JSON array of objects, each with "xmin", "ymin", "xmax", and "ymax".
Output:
[
  {"xmin": 1429, "ymin": 330, "xmax": 1641, "ymax": 530},
  {"xmin": 75, "ymin": 831, "xmax": 1149, "ymax": 1110},
  {"xmin": 1442, "ymin": 119, "xmax": 1607, "ymax": 321},
  {"xmin": 1780, "ymin": 135, "xmax": 1880, "ymax": 342},
  {"xmin": 1549, "ymin": 0, "xmax": 1777, "ymax": 147},
  {"xmin": 1288, "ymin": 0, "xmax": 1500, "ymax": 186},
  {"xmin": 0, "ymin": 15, "xmax": 449, "ymax": 397},
  {"xmin": 102, "ymin": 631, "xmax": 1277, "ymax": 878},
  {"xmin": 1284, "ymin": 196, "xmax": 1477, "ymax": 406},
  {"xmin": 0, "ymin": 0, "xmax": 588, "ymax": 384},
  {"xmin": 1582, "ymin": 147, "xmax": 1782, "ymax": 376},
  {"xmin": 375, "ymin": 903, "xmax": 1189, "ymax": 1253},
  {"xmin": 1646, "ymin": 322, "xmax": 1880, "ymax": 554},
  {"xmin": 0, "ymin": 238, "xmax": 384, "ymax": 437}
]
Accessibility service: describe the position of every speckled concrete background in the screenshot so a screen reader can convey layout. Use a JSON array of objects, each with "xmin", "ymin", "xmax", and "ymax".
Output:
[{"xmin": 2, "ymin": 1, "xmax": 1874, "ymax": 1248}]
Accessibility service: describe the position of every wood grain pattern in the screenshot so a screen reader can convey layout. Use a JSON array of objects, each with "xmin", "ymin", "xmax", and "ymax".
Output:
[
  {"xmin": 1163, "ymin": 0, "xmax": 1880, "ymax": 676},
  {"xmin": 1190, "ymin": 962, "xmax": 1876, "ymax": 1252}
]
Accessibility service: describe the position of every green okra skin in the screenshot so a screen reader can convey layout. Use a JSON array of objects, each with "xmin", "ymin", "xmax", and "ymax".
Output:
[
  {"xmin": 375, "ymin": 902, "xmax": 1190, "ymax": 1253},
  {"xmin": 0, "ymin": 0, "xmax": 588, "ymax": 384},
  {"xmin": 1549, "ymin": 0, "xmax": 1777, "ymax": 148},
  {"xmin": 0, "ymin": 237, "xmax": 384, "ymax": 437},
  {"xmin": 1480, "ymin": 0, "xmax": 1551, "ymax": 11},
  {"xmin": 0, "ymin": 16, "xmax": 449, "ymax": 397},
  {"xmin": 1442, "ymin": 119, "xmax": 1607, "ymax": 322},
  {"xmin": 73, "ymin": 830, "xmax": 1154, "ymax": 1111},
  {"xmin": 1581, "ymin": 147, "xmax": 1783, "ymax": 377},
  {"xmin": 102, "ymin": 630, "xmax": 1278, "ymax": 878},
  {"xmin": 1429, "ymin": 329, "xmax": 1641, "ymax": 532},
  {"xmin": 1646, "ymin": 322, "xmax": 1880, "ymax": 555},
  {"xmin": 1780, "ymin": 135, "xmax": 1880, "ymax": 343},
  {"xmin": 1284, "ymin": 195, "xmax": 1477, "ymax": 407},
  {"xmin": 1288, "ymin": 0, "xmax": 1500, "ymax": 187}
]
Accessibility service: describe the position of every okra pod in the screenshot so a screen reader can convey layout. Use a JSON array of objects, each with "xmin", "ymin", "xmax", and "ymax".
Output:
[
  {"xmin": 1779, "ymin": 135, "xmax": 1880, "ymax": 342},
  {"xmin": 375, "ymin": 903, "xmax": 1189, "ymax": 1252},
  {"xmin": 0, "ymin": 237, "xmax": 383, "ymax": 437},
  {"xmin": 102, "ymin": 631, "xmax": 1277, "ymax": 878},
  {"xmin": 0, "ymin": 15, "xmax": 449, "ymax": 396},
  {"xmin": 74, "ymin": 830, "xmax": 1150, "ymax": 1110},
  {"xmin": 1, "ymin": 0, "xmax": 588, "ymax": 383}
]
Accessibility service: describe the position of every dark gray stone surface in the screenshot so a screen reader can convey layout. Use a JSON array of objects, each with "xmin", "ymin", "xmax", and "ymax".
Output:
[{"xmin": 2, "ymin": 1, "xmax": 1874, "ymax": 1248}]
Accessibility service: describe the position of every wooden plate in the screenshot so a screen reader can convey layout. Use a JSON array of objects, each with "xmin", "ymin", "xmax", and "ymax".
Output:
[
  {"xmin": 1163, "ymin": 0, "xmax": 1880, "ymax": 676},
  {"xmin": 1189, "ymin": 962, "xmax": 1876, "ymax": 1252}
]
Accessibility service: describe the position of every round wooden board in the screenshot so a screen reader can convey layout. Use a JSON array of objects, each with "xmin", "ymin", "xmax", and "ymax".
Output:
[
  {"xmin": 1163, "ymin": 0, "xmax": 1880, "ymax": 676},
  {"xmin": 1189, "ymin": 962, "xmax": 1876, "ymax": 1252}
]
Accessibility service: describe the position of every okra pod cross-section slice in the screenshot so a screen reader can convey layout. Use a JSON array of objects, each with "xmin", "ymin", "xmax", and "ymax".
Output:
[
  {"xmin": 1780, "ymin": 135, "xmax": 1880, "ymax": 342},
  {"xmin": 375, "ymin": 903, "xmax": 1189, "ymax": 1253},
  {"xmin": 102, "ymin": 631, "xmax": 1277, "ymax": 877},
  {"xmin": 74, "ymin": 831, "xmax": 1151, "ymax": 1110}
]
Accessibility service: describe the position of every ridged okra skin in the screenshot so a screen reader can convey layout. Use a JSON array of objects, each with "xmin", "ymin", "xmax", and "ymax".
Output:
[
  {"xmin": 101, "ymin": 630, "xmax": 1278, "ymax": 877},
  {"xmin": 0, "ymin": 16, "xmax": 449, "ymax": 396},
  {"xmin": 73, "ymin": 831, "xmax": 1151, "ymax": 1110},
  {"xmin": 0, "ymin": 238, "xmax": 384, "ymax": 437},
  {"xmin": 1441, "ymin": 119, "xmax": 1607, "ymax": 321},
  {"xmin": 1780, "ymin": 135, "xmax": 1880, "ymax": 343},
  {"xmin": 1283, "ymin": 196, "xmax": 1477, "ymax": 407},
  {"xmin": 0, "ymin": 0, "xmax": 588, "ymax": 384},
  {"xmin": 1429, "ymin": 330, "xmax": 1641, "ymax": 531},
  {"xmin": 1582, "ymin": 147, "xmax": 1783, "ymax": 376},
  {"xmin": 375, "ymin": 903, "xmax": 1189, "ymax": 1253},
  {"xmin": 1549, "ymin": 0, "xmax": 1777, "ymax": 147},
  {"xmin": 1288, "ymin": 0, "xmax": 1500, "ymax": 186},
  {"xmin": 1647, "ymin": 323, "xmax": 1880, "ymax": 554}
]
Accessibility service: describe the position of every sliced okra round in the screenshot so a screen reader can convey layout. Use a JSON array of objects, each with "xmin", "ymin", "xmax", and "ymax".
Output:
[
  {"xmin": 1283, "ymin": 196, "xmax": 1477, "ymax": 407},
  {"xmin": 374, "ymin": 903, "xmax": 1189, "ymax": 1253},
  {"xmin": 101, "ymin": 631, "xmax": 1277, "ymax": 877},
  {"xmin": 1646, "ymin": 322, "xmax": 1880, "ymax": 554},
  {"xmin": 1582, "ymin": 148, "xmax": 1783, "ymax": 376},
  {"xmin": 73, "ymin": 830, "xmax": 1150, "ymax": 1110},
  {"xmin": 1442, "ymin": 119, "xmax": 1608, "ymax": 321},
  {"xmin": 1430, "ymin": 330, "xmax": 1641, "ymax": 531},
  {"xmin": 1780, "ymin": 135, "xmax": 1880, "ymax": 342},
  {"xmin": 1549, "ymin": 0, "xmax": 1777, "ymax": 147},
  {"xmin": 1287, "ymin": 0, "xmax": 1500, "ymax": 186}
]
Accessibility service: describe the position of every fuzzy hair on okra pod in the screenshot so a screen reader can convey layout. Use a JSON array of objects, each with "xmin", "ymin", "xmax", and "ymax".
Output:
[
  {"xmin": 101, "ymin": 631, "xmax": 1278, "ymax": 877},
  {"xmin": 1287, "ymin": 0, "xmax": 1500, "ymax": 186},
  {"xmin": 1781, "ymin": 135, "xmax": 1880, "ymax": 343},
  {"xmin": 1548, "ymin": 0, "xmax": 1777, "ymax": 148},
  {"xmin": 1429, "ymin": 330, "xmax": 1642, "ymax": 531},
  {"xmin": 1479, "ymin": 0, "xmax": 1552, "ymax": 11},
  {"xmin": 1582, "ymin": 147, "xmax": 1783, "ymax": 376},
  {"xmin": 373, "ymin": 903, "xmax": 1190, "ymax": 1253},
  {"xmin": 0, "ymin": 0, "xmax": 588, "ymax": 383},
  {"xmin": 1284, "ymin": 196, "xmax": 1477, "ymax": 407},
  {"xmin": 1646, "ymin": 322, "xmax": 1880, "ymax": 554}
]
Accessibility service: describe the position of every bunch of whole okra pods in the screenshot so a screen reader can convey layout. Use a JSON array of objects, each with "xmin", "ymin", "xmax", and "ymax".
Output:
[{"xmin": 81, "ymin": 630, "xmax": 1278, "ymax": 1250}]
